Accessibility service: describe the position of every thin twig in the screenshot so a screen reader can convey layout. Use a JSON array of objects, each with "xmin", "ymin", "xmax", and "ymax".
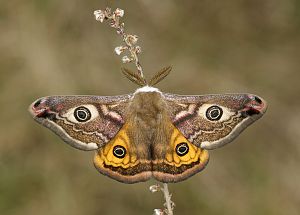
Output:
[
  {"xmin": 150, "ymin": 183, "xmax": 175, "ymax": 215},
  {"xmin": 162, "ymin": 183, "xmax": 174, "ymax": 215}
]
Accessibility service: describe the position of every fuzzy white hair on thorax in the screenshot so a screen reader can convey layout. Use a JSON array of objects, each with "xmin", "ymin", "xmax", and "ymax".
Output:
[{"xmin": 135, "ymin": 86, "xmax": 161, "ymax": 94}]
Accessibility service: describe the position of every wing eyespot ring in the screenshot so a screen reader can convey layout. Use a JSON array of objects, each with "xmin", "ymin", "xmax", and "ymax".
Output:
[
  {"xmin": 206, "ymin": 105, "xmax": 223, "ymax": 121},
  {"xmin": 113, "ymin": 145, "xmax": 126, "ymax": 158},
  {"xmin": 176, "ymin": 142, "xmax": 189, "ymax": 156},
  {"xmin": 74, "ymin": 106, "xmax": 91, "ymax": 122}
]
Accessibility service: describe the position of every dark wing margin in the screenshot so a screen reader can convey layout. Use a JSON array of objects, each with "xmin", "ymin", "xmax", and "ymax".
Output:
[{"xmin": 29, "ymin": 94, "xmax": 133, "ymax": 150}]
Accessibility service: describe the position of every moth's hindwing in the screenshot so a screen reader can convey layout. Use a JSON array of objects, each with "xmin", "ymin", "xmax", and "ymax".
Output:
[
  {"xmin": 29, "ymin": 95, "xmax": 132, "ymax": 150},
  {"xmin": 152, "ymin": 124, "xmax": 209, "ymax": 183},
  {"xmin": 94, "ymin": 123, "xmax": 152, "ymax": 183},
  {"xmin": 164, "ymin": 93, "xmax": 267, "ymax": 150}
]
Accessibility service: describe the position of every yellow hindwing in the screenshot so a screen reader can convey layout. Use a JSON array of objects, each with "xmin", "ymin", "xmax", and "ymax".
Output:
[
  {"xmin": 94, "ymin": 123, "xmax": 138, "ymax": 169},
  {"xmin": 165, "ymin": 125, "xmax": 209, "ymax": 167}
]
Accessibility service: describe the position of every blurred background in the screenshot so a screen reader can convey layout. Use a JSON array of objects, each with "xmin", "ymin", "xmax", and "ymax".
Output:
[{"xmin": 1, "ymin": 0, "xmax": 299, "ymax": 214}]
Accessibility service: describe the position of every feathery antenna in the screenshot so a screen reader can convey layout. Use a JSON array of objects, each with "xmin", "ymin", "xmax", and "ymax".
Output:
[
  {"xmin": 121, "ymin": 68, "xmax": 147, "ymax": 86},
  {"xmin": 149, "ymin": 66, "xmax": 172, "ymax": 86}
]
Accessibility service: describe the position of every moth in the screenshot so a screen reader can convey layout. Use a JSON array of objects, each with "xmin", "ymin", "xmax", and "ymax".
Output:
[{"xmin": 29, "ymin": 67, "xmax": 267, "ymax": 183}]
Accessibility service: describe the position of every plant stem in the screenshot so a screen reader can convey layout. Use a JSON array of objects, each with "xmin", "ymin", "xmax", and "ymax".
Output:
[
  {"xmin": 94, "ymin": 8, "xmax": 145, "ymax": 80},
  {"xmin": 162, "ymin": 183, "xmax": 174, "ymax": 215}
]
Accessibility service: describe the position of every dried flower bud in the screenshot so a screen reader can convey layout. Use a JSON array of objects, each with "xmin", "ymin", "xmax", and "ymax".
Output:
[
  {"xmin": 94, "ymin": 10, "xmax": 105, "ymax": 22},
  {"xmin": 110, "ymin": 20, "xmax": 117, "ymax": 28},
  {"xmin": 114, "ymin": 8, "xmax": 124, "ymax": 17},
  {"xmin": 114, "ymin": 46, "xmax": 127, "ymax": 55},
  {"xmin": 149, "ymin": 184, "xmax": 161, "ymax": 193},
  {"xmin": 116, "ymin": 23, "xmax": 125, "ymax": 34},
  {"xmin": 135, "ymin": 46, "xmax": 142, "ymax": 54},
  {"xmin": 116, "ymin": 28, "xmax": 123, "ymax": 34},
  {"xmin": 105, "ymin": 7, "xmax": 112, "ymax": 16},
  {"xmin": 126, "ymin": 35, "xmax": 138, "ymax": 44},
  {"xmin": 153, "ymin": 209, "xmax": 164, "ymax": 215},
  {"xmin": 122, "ymin": 56, "xmax": 132, "ymax": 63}
]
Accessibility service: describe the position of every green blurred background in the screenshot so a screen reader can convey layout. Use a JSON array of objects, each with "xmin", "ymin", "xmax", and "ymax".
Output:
[{"xmin": 1, "ymin": 0, "xmax": 299, "ymax": 214}]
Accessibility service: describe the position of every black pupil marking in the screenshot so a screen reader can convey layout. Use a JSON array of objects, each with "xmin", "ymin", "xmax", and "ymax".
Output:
[
  {"xmin": 206, "ymin": 105, "xmax": 223, "ymax": 121},
  {"xmin": 74, "ymin": 106, "xmax": 91, "ymax": 122},
  {"xmin": 176, "ymin": 142, "xmax": 189, "ymax": 156},
  {"xmin": 113, "ymin": 145, "xmax": 126, "ymax": 158}
]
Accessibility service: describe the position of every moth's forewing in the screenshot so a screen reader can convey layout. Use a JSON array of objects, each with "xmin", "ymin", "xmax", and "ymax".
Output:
[
  {"xmin": 29, "ymin": 95, "xmax": 131, "ymax": 150},
  {"xmin": 164, "ymin": 93, "xmax": 267, "ymax": 149}
]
